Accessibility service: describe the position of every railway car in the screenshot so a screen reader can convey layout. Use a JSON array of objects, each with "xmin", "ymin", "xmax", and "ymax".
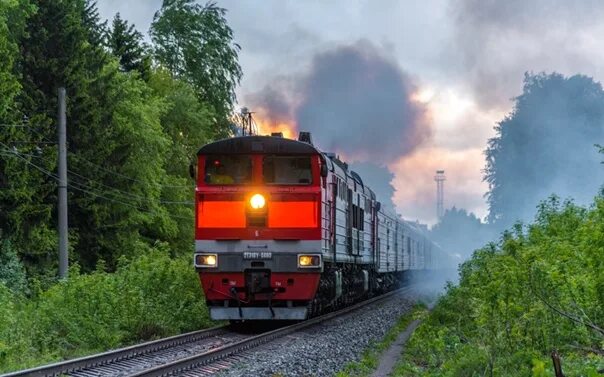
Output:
[{"xmin": 193, "ymin": 132, "xmax": 451, "ymax": 320}]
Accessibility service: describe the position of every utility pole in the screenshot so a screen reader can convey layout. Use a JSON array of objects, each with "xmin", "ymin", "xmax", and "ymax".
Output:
[
  {"xmin": 238, "ymin": 107, "xmax": 257, "ymax": 136},
  {"xmin": 58, "ymin": 88, "xmax": 69, "ymax": 279}
]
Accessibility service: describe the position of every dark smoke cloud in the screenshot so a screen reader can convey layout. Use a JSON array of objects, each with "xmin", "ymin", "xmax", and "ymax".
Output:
[
  {"xmin": 295, "ymin": 41, "xmax": 430, "ymax": 164},
  {"xmin": 247, "ymin": 83, "xmax": 294, "ymax": 125},
  {"xmin": 246, "ymin": 41, "xmax": 431, "ymax": 215},
  {"xmin": 450, "ymin": 0, "xmax": 604, "ymax": 108},
  {"xmin": 246, "ymin": 40, "xmax": 431, "ymax": 165}
]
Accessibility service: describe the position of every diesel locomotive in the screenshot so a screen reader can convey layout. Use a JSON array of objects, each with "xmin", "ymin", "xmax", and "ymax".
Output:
[{"xmin": 193, "ymin": 132, "xmax": 451, "ymax": 320}]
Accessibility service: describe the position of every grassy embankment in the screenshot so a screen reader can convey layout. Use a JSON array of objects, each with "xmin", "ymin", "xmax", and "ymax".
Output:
[
  {"xmin": 394, "ymin": 197, "xmax": 604, "ymax": 376},
  {"xmin": 0, "ymin": 250, "xmax": 213, "ymax": 373}
]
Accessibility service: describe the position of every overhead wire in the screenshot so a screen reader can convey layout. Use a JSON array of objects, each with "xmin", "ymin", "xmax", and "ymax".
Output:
[
  {"xmin": 1, "ymin": 146, "xmax": 193, "ymax": 206},
  {"xmin": 69, "ymin": 153, "xmax": 194, "ymax": 189},
  {"xmin": 4, "ymin": 121, "xmax": 195, "ymax": 189},
  {"xmin": 0, "ymin": 143, "xmax": 193, "ymax": 221}
]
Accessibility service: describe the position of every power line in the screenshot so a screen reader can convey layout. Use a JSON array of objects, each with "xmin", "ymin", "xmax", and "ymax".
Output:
[
  {"xmin": 65, "ymin": 167, "xmax": 193, "ymax": 205},
  {"xmin": 1, "ymin": 147, "xmax": 193, "ymax": 206},
  {"xmin": 0, "ymin": 144, "xmax": 193, "ymax": 221},
  {"xmin": 5, "ymin": 120, "xmax": 195, "ymax": 189},
  {"xmin": 69, "ymin": 153, "xmax": 194, "ymax": 189}
]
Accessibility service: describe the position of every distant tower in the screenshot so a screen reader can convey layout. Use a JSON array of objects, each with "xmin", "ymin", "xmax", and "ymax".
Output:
[{"xmin": 434, "ymin": 170, "xmax": 446, "ymax": 220}]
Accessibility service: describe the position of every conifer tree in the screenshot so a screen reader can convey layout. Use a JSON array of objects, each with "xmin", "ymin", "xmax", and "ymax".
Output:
[
  {"xmin": 106, "ymin": 13, "xmax": 151, "ymax": 79},
  {"xmin": 10, "ymin": 0, "xmax": 171, "ymax": 276}
]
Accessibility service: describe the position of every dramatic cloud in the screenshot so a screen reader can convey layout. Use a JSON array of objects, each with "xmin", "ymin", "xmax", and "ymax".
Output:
[
  {"xmin": 247, "ymin": 40, "xmax": 432, "ymax": 165},
  {"xmin": 295, "ymin": 41, "xmax": 431, "ymax": 164},
  {"xmin": 99, "ymin": 1, "xmax": 604, "ymax": 225},
  {"xmin": 450, "ymin": 0, "xmax": 604, "ymax": 108}
]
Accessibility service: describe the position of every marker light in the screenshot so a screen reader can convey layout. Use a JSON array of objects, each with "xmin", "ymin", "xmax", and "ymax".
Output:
[
  {"xmin": 298, "ymin": 254, "xmax": 321, "ymax": 268},
  {"xmin": 195, "ymin": 253, "xmax": 218, "ymax": 268},
  {"xmin": 250, "ymin": 194, "xmax": 266, "ymax": 209}
]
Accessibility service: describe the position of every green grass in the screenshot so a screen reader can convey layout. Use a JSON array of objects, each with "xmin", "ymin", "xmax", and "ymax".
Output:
[
  {"xmin": 0, "ymin": 250, "xmax": 214, "ymax": 373},
  {"xmin": 335, "ymin": 304, "xmax": 429, "ymax": 377}
]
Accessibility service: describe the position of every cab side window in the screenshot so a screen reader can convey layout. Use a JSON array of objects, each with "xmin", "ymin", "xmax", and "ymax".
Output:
[{"xmin": 205, "ymin": 155, "xmax": 252, "ymax": 185}]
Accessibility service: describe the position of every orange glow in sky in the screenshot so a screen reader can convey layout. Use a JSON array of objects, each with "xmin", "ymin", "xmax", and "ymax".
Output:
[
  {"xmin": 247, "ymin": 86, "xmax": 503, "ymax": 225},
  {"xmin": 253, "ymin": 109, "xmax": 297, "ymax": 139}
]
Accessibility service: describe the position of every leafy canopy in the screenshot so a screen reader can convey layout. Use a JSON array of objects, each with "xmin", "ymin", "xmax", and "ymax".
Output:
[
  {"xmin": 485, "ymin": 72, "xmax": 604, "ymax": 228},
  {"xmin": 151, "ymin": 0, "xmax": 242, "ymax": 123}
]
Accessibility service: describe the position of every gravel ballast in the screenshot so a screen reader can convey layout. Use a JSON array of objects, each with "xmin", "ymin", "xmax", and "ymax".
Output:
[{"xmin": 217, "ymin": 293, "xmax": 417, "ymax": 377}]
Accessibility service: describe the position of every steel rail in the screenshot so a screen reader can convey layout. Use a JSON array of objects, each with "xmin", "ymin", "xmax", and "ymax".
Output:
[
  {"xmin": 1, "ymin": 325, "xmax": 229, "ymax": 377},
  {"xmin": 131, "ymin": 287, "xmax": 414, "ymax": 377},
  {"xmin": 2, "ymin": 287, "xmax": 414, "ymax": 377}
]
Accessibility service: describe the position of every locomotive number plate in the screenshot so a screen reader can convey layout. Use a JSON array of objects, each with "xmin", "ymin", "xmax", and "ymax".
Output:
[{"xmin": 243, "ymin": 252, "xmax": 272, "ymax": 260}]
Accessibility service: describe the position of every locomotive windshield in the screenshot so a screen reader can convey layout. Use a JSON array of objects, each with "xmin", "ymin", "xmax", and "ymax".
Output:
[
  {"xmin": 204, "ymin": 155, "xmax": 252, "ymax": 185},
  {"xmin": 263, "ymin": 155, "xmax": 312, "ymax": 185}
]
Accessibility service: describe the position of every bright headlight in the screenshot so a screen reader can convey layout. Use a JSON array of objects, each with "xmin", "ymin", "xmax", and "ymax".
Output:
[
  {"xmin": 250, "ymin": 193, "xmax": 266, "ymax": 209},
  {"xmin": 298, "ymin": 254, "xmax": 321, "ymax": 268},
  {"xmin": 195, "ymin": 253, "xmax": 218, "ymax": 268}
]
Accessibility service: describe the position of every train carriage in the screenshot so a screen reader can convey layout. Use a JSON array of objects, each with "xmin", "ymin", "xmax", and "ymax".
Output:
[{"xmin": 193, "ymin": 133, "xmax": 450, "ymax": 321}]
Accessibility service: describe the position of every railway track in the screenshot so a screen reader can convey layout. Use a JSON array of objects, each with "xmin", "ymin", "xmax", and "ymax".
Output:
[
  {"xmin": 2, "ymin": 287, "xmax": 413, "ymax": 377},
  {"xmin": 1, "ymin": 325, "xmax": 253, "ymax": 377}
]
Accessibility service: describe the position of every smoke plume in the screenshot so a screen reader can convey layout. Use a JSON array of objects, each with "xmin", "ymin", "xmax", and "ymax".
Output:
[
  {"xmin": 247, "ymin": 40, "xmax": 431, "ymax": 162},
  {"xmin": 246, "ymin": 40, "xmax": 432, "ymax": 208},
  {"xmin": 294, "ymin": 41, "xmax": 430, "ymax": 164}
]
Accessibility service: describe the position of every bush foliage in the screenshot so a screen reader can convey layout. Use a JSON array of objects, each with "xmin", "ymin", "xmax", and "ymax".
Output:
[
  {"xmin": 395, "ymin": 196, "xmax": 604, "ymax": 376},
  {"xmin": 0, "ymin": 251, "xmax": 211, "ymax": 373}
]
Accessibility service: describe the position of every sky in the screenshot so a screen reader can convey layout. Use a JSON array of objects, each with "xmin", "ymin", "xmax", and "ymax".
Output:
[{"xmin": 97, "ymin": 0, "xmax": 604, "ymax": 225}]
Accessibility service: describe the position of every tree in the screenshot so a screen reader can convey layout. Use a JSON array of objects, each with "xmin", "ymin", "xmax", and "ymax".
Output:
[
  {"xmin": 430, "ymin": 207, "xmax": 495, "ymax": 259},
  {"xmin": 0, "ymin": 237, "xmax": 27, "ymax": 294},
  {"xmin": 1, "ymin": 0, "xmax": 239, "ymax": 281},
  {"xmin": 7, "ymin": 0, "xmax": 114, "ymax": 278},
  {"xmin": 105, "ymin": 13, "xmax": 151, "ymax": 79},
  {"xmin": 5, "ymin": 0, "xmax": 173, "ymax": 277},
  {"xmin": 147, "ymin": 69, "xmax": 218, "ymax": 254},
  {"xmin": 150, "ymin": 0, "xmax": 242, "ymax": 124},
  {"xmin": 82, "ymin": 0, "xmax": 107, "ymax": 47},
  {"xmin": 485, "ymin": 73, "xmax": 604, "ymax": 228},
  {"xmin": 0, "ymin": 0, "xmax": 31, "ymax": 119}
]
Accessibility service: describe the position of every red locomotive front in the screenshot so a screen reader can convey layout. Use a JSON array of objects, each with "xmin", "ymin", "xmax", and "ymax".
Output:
[{"xmin": 194, "ymin": 135, "xmax": 325, "ymax": 320}]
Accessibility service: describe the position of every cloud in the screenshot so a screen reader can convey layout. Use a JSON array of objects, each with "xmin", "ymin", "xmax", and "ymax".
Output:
[
  {"xmin": 246, "ymin": 40, "xmax": 432, "ymax": 165},
  {"xmin": 450, "ymin": 0, "xmax": 604, "ymax": 108},
  {"xmin": 390, "ymin": 146, "xmax": 488, "ymax": 224}
]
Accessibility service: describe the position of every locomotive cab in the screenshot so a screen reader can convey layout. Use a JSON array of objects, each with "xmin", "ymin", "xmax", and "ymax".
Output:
[{"xmin": 194, "ymin": 135, "xmax": 325, "ymax": 320}]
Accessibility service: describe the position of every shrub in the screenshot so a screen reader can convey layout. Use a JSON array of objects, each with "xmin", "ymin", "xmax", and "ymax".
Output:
[
  {"xmin": 394, "ymin": 196, "xmax": 604, "ymax": 376},
  {"xmin": 0, "ymin": 238, "xmax": 27, "ymax": 294},
  {"xmin": 0, "ymin": 251, "xmax": 212, "ymax": 373}
]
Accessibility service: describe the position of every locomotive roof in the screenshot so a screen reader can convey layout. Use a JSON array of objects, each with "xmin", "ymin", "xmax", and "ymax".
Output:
[{"xmin": 197, "ymin": 136, "xmax": 322, "ymax": 156}]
